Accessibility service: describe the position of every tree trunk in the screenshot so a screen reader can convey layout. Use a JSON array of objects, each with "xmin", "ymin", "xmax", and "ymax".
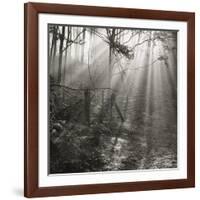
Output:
[
  {"xmin": 63, "ymin": 44, "xmax": 68, "ymax": 85},
  {"xmin": 69, "ymin": 27, "xmax": 72, "ymax": 85},
  {"xmin": 63, "ymin": 27, "xmax": 71, "ymax": 85},
  {"xmin": 101, "ymin": 90, "xmax": 104, "ymax": 107},
  {"xmin": 81, "ymin": 28, "xmax": 86, "ymax": 63},
  {"xmin": 84, "ymin": 89, "xmax": 90, "ymax": 126},
  {"xmin": 114, "ymin": 102, "xmax": 124, "ymax": 122},
  {"xmin": 52, "ymin": 26, "xmax": 58, "ymax": 77},
  {"xmin": 98, "ymin": 90, "xmax": 105, "ymax": 123},
  {"xmin": 124, "ymin": 95, "xmax": 129, "ymax": 120},
  {"xmin": 49, "ymin": 26, "xmax": 57, "ymax": 66},
  {"xmin": 108, "ymin": 29, "xmax": 116, "ymax": 120},
  {"xmin": 57, "ymin": 26, "xmax": 65, "ymax": 84}
]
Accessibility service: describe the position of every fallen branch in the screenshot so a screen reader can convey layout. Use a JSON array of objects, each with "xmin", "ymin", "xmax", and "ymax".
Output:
[{"xmin": 51, "ymin": 84, "xmax": 116, "ymax": 92}]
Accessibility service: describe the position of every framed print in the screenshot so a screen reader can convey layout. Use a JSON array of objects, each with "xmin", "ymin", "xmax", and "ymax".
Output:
[{"xmin": 24, "ymin": 2, "xmax": 195, "ymax": 197}]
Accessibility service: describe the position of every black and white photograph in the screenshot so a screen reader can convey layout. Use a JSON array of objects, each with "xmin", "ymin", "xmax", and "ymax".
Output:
[{"xmin": 48, "ymin": 24, "xmax": 177, "ymax": 174}]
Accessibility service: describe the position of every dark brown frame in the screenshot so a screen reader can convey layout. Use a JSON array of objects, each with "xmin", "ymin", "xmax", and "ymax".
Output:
[{"xmin": 24, "ymin": 2, "xmax": 195, "ymax": 198}]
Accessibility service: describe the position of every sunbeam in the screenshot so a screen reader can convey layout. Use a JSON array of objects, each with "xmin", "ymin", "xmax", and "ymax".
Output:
[{"xmin": 48, "ymin": 25, "xmax": 178, "ymax": 173}]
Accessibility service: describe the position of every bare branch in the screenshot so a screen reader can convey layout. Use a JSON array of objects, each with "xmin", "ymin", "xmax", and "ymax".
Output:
[
  {"xmin": 61, "ymin": 28, "xmax": 86, "ymax": 52},
  {"xmin": 112, "ymin": 59, "xmax": 159, "ymax": 76},
  {"xmin": 122, "ymin": 31, "xmax": 141, "ymax": 45},
  {"xmin": 51, "ymin": 84, "xmax": 116, "ymax": 92},
  {"xmin": 91, "ymin": 29, "xmax": 109, "ymax": 44}
]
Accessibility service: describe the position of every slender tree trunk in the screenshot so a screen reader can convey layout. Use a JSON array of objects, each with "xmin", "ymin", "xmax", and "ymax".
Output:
[
  {"xmin": 57, "ymin": 26, "xmax": 65, "ymax": 84},
  {"xmin": 52, "ymin": 26, "xmax": 58, "ymax": 78},
  {"xmin": 98, "ymin": 90, "xmax": 105, "ymax": 123},
  {"xmin": 108, "ymin": 29, "xmax": 116, "ymax": 120},
  {"xmin": 63, "ymin": 27, "xmax": 71, "ymax": 85},
  {"xmin": 108, "ymin": 45, "xmax": 113, "ymax": 119},
  {"xmin": 49, "ymin": 26, "xmax": 58, "ymax": 75},
  {"xmin": 124, "ymin": 95, "xmax": 129, "ymax": 120},
  {"xmin": 101, "ymin": 90, "xmax": 104, "ymax": 107},
  {"xmin": 84, "ymin": 89, "xmax": 90, "ymax": 126},
  {"xmin": 69, "ymin": 27, "xmax": 72, "ymax": 85},
  {"xmin": 81, "ymin": 28, "xmax": 86, "ymax": 63},
  {"xmin": 49, "ymin": 26, "xmax": 57, "ymax": 66},
  {"xmin": 75, "ymin": 27, "xmax": 79, "ymax": 61},
  {"xmin": 63, "ymin": 45, "xmax": 68, "ymax": 85},
  {"xmin": 114, "ymin": 102, "xmax": 124, "ymax": 122}
]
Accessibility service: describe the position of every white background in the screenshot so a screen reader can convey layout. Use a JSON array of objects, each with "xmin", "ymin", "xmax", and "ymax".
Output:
[{"xmin": 0, "ymin": 0, "xmax": 199, "ymax": 199}]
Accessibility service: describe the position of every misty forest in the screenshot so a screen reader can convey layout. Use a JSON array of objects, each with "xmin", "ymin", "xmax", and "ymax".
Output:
[{"xmin": 48, "ymin": 24, "xmax": 177, "ymax": 174}]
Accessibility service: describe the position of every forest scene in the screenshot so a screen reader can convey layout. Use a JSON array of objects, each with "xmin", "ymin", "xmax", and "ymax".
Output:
[{"xmin": 48, "ymin": 24, "xmax": 177, "ymax": 174}]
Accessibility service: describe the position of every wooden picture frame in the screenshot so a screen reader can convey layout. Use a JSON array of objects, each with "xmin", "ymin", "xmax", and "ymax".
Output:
[{"xmin": 24, "ymin": 2, "xmax": 195, "ymax": 197}]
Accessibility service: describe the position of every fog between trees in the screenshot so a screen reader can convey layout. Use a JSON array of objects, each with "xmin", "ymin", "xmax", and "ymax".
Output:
[{"xmin": 49, "ymin": 25, "xmax": 177, "ymax": 173}]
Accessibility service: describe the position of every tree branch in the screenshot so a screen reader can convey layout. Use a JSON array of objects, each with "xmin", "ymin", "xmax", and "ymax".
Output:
[
  {"xmin": 112, "ymin": 59, "xmax": 158, "ymax": 76},
  {"xmin": 61, "ymin": 28, "xmax": 86, "ymax": 52},
  {"xmin": 51, "ymin": 84, "xmax": 116, "ymax": 92}
]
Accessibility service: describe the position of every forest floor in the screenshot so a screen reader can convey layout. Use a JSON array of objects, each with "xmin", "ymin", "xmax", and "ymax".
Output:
[
  {"xmin": 50, "ymin": 117, "xmax": 177, "ymax": 173},
  {"xmin": 101, "ymin": 122, "xmax": 177, "ymax": 171}
]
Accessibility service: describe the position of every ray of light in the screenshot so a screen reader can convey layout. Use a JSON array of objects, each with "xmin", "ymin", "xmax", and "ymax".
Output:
[{"xmin": 62, "ymin": 39, "xmax": 109, "ymax": 87}]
